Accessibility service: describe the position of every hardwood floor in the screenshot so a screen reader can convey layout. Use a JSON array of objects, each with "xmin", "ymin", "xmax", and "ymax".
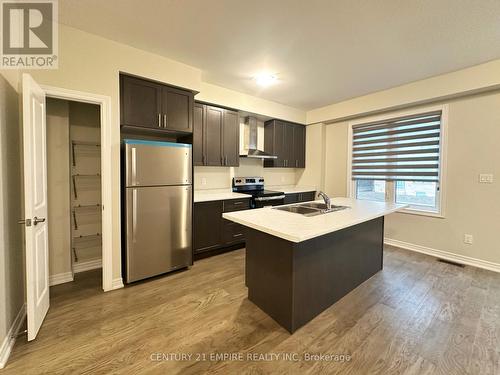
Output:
[{"xmin": 4, "ymin": 246, "xmax": 500, "ymax": 374}]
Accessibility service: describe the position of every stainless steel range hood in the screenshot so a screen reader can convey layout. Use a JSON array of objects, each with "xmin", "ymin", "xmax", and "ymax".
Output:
[{"xmin": 240, "ymin": 116, "xmax": 277, "ymax": 159}]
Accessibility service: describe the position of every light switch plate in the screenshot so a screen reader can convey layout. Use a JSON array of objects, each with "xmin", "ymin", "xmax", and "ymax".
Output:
[{"xmin": 479, "ymin": 174, "xmax": 494, "ymax": 183}]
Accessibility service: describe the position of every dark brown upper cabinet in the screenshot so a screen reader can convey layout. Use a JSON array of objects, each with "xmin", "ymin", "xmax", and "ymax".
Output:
[
  {"xmin": 222, "ymin": 109, "xmax": 240, "ymax": 166},
  {"xmin": 205, "ymin": 105, "xmax": 224, "ymax": 166},
  {"xmin": 120, "ymin": 74, "xmax": 194, "ymax": 133},
  {"xmin": 264, "ymin": 120, "xmax": 306, "ymax": 168},
  {"xmin": 293, "ymin": 124, "xmax": 306, "ymax": 168},
  {"xmin": 121, "ymin": 75, "xmax": 162, "ymax": 129},
  {"xmin": 193, "ymin": 103, "xmax": 205, "ymax": 165},
  {"xmin": 193, "ymin": 102, "xmax": 239, "ymax": 167}
]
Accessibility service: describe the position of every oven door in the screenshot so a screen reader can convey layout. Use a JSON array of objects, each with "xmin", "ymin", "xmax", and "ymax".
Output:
[{"xmin": 253, "ymin": 195, "xmax": 286, "ymax": 208}]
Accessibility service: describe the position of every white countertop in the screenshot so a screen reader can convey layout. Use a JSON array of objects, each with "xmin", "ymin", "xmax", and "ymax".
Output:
[
  {"xmin": 194, "ymin": 189, "xmax": 251, "ymax": 203},
  {"xmin": 267, "ymin": 185, "xmax": 317, "ymax": 194},
  {"xmin": 223, "ymin": 198, "xmax": 406, "ymax": 243}
]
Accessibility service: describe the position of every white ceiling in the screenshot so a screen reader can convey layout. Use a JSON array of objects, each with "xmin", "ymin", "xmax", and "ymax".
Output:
[{"xmin": 59, "ymin": 0, "xmax": 500, "ymax": 110}]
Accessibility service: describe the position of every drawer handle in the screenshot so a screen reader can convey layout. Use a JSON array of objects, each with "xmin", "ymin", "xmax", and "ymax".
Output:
[
  {"xmin": 233, "ymin": 202, "xmax": 243, "ymax": 205},
  {"xmin": 233, "ymin": 233, "xmax": 243, "ymax": 237}
]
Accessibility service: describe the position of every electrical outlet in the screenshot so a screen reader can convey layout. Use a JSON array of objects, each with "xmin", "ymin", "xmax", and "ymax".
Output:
[
  {"xmin": 464, "ymin": 234, "xmax": 473, "ymax": 245},
  {"xmin": 201, "ymin": 178, "xmax": 207, "ymax": 186},
  {"xmin": 479, "ymin": 174, "xmax": 494, "ymax": 183}
]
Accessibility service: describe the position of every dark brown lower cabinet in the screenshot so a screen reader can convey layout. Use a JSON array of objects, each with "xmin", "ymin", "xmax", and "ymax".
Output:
[
  {"xmin": 193, "ymin": 201, "xmax": 223, "ymax": 253},
  {"xmin": 194, "ymin": 198, "xmax": 250, "ymax": 258},
  {"xmin": 283, "ymin": 191, "xmax": 316, "ymax": 204}
]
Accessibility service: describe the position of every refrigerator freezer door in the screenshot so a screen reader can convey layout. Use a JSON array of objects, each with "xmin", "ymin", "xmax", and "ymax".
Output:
[
  {"xmin": 125, "ymin": 140, "xmax": 192, "ymax": 187},
  {"xmin": 125, "ymin": 185, "xmax": 192, "ymax": 282}
]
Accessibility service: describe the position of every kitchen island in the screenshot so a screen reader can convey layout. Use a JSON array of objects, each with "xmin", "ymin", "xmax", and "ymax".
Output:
[{"xmin": 223, "ymin": 197, "xmax": 406, "ymax": 333}]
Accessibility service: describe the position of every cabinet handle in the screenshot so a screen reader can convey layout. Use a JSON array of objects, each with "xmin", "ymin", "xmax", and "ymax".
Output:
[
  {"xmin": 158, "ymin": 114, "xmax": 161, "ymax": 128},
  {"xmin": 296, "ymin": 160, "xmax": 298, "ymax": 167},
  {"xmin": 220, "ymin": 156, "xmax": 224, "ymax": 166},
  {"xmin": 163, "ymin": 114, "xmax": 167, "ymax": 128},
  {"xmin": 202, "ymin": 155, "xmax": 205, "ymax": 165},
  {"xmin": 225, "ymin": 156, "xmax": 228, "ymax": 165}
]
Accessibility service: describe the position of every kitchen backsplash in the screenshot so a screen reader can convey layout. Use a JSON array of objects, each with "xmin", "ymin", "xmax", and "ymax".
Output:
[{"xmin": 194, "ymin": 158, "xmax": 298, "ymax": 190}]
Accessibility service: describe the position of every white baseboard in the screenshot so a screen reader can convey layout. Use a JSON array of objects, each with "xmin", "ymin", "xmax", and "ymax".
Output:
[
  {"xmin": 384, "ymin": 238, "xmax": 500, "ymax": 273},
  {"xmin": 73, "ymin": 259, "xmax": 102, "ymax": 273},
  {"xmin": 110, "ymin": 278, "xmax": 124, "ymax": 290},
  {"xmin": 0, "ymin": 304, "xmax": 26, "ymax": 369},
  {"xmin": 49, "ymin": 272, "xmax": 74, "ymax": 286}
]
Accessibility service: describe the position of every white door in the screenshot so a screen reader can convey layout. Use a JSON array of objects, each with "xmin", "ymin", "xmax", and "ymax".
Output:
[{"xmin": 22, "ymin": 73, "xmax": 49, "ymax": 341}]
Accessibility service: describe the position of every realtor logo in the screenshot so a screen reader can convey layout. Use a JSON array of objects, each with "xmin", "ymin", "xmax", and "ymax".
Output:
[{"xmin": 1, "ymin": 0, "xmax": 58, "ymax": 69}]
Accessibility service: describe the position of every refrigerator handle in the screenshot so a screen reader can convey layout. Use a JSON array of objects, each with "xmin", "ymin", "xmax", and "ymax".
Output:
[
  {"xmin": 132, "ymin": 189, "xmax": 137, "ymax": 243},
  {"xmin": 131, "ymin": 147, "xmax": 137, "ymax": 186}
]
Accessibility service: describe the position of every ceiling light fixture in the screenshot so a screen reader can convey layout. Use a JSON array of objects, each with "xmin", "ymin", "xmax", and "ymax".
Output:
[{"xmin": 254, "ymin": 73, "xmax": 278, "ymax": 87}]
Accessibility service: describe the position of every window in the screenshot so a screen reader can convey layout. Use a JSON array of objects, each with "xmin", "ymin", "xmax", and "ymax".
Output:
[
  {"xmin": 395, "ymin": 181, "xmax": 437, "ymax": 208},
  {"xmin": 350, "ymin": 108, "xmax": 446, "ymax": 216},
  {"xmin": 356, "ymin": 180, "xmax": 386, "ymax": 202}
]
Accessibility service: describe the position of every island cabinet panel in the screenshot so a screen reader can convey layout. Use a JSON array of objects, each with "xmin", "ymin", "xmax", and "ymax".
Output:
[
  {"xmin": 264, "ymin": 120, "xmax": 306, "ymax": 168},
  {"xmin": 193, "ymin": 102, "xmax": 240, "ymax": 167},
  {"xmin": 245, "ymin": 217, "xmax": 384, "ymax": 333},
  {"xmin": 194, "ymin": 198, "xmax": 250, "ymax": 257},
  {"xmin": 120, "ymin": 75, "xmax": 194, "ymax": 133},
  {"xmin": 284, "ymin": 191, "xmax": 316, "ymax": 204}
]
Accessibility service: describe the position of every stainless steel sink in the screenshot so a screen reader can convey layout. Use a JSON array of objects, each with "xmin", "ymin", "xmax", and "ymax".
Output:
[
  {"xmin": 273, "ymin": 202, "xmax": 349, "ymax": 217},
  {"xmin": 300, "ymin": 202, "xmax": 350, "ymax": 211},
  {"xmin": 275, "ymin": 206, "xmax": 320, "ymax": 216}
]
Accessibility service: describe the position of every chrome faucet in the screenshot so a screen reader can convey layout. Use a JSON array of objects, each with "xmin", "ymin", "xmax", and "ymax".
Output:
[{"xmin": 317, "ymin": 191, "xmax": 331, "ymax": 210}]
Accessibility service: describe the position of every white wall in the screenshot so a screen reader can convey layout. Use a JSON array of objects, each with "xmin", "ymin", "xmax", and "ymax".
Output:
[
  {"xmin": 194, "ymin": 158, "xmax": 298, "ymax": 190},
  {"xmin": 295, "ymin": 123, "xmax": 325, "ymax": 190},
  {"xmin": 0, "ymin": 73, "xmax": 24, "ymax": 359},
  {"xmin": 307, "ymin": 59, "xmax": 500, "ymax": 124},
  {"xmin": 320, "ymin": 91, "xmax": 500, "ymax": 266}
]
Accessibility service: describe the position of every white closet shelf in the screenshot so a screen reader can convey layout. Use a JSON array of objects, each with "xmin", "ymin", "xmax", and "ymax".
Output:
[
  {"xmin": 72, "ymin": 204, "xmax": 101, "ymax": 230},
  {"xmin": 72, "ymin": 174, "xmax": 101, "ymax": 199},
  {"xmin": 72, "ymin": 233, "xmax": 101, "ymax": 262},
  {"xmin": 71, "ymin": 141, "xmax": 100, "ymax": 166}
]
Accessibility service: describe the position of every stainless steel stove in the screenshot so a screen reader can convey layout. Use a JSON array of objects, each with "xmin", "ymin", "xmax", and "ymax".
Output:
[{"xmin": 232, "ymin": 177, "xmax": 285, "ymax": 208}]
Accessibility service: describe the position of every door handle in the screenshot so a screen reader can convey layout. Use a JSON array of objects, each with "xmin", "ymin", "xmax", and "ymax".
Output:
[
  {"xmin": 33, "ymin": 217, "xmax": 46, "ymax": 225},
  {"xmin": 132, "ymin": 189, "xmax": 137, "ymax": 243},
  {"xmin": 18, "ymin": 219, "xmax": 32, "ymax": 227},
  {"xmin": 131, "ymin": 147, "xmax": 137, "ymax": 186}
]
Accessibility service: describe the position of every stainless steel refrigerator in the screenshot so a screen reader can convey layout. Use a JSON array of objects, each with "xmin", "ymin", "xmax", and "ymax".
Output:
[{"xmin": 123, "ymin": 139, "xmax": 192, "ymax": 283}]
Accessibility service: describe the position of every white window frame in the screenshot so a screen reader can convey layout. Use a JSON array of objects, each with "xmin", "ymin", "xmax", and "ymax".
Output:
[{"xmin": 347, "ymin": 104, "xmax": 448, "ymax": 218}]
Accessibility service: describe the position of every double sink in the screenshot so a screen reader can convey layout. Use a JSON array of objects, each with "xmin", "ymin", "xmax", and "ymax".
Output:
[{"xmin": 273, "ymin": 202, "xmax": 349, "ymax": 217}]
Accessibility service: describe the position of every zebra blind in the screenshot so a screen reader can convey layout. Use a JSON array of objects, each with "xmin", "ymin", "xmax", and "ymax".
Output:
[{"xmin": 351, "ymin": 111, "xmax": 441, "ymax": 182}]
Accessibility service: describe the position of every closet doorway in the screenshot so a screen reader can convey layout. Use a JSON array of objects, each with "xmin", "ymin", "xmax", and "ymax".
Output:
[{"xmin": 46, "ymin": 98, "xmax": 103, "ymax": 287}]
